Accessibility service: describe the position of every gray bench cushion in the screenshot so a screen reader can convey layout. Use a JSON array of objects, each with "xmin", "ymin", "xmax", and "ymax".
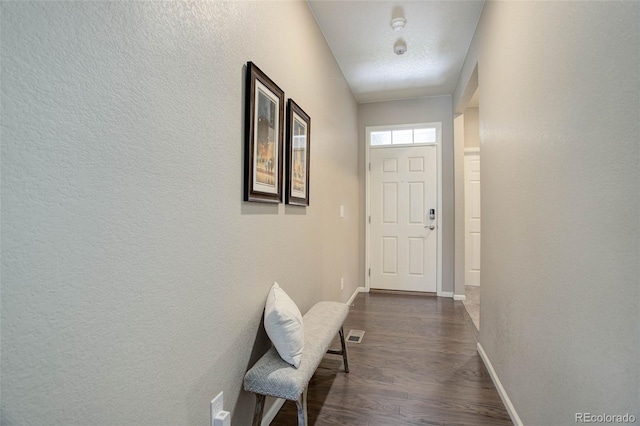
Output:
[{"xmin": 243, "ymin": 301, "xmax": 349, "ymax": 401}]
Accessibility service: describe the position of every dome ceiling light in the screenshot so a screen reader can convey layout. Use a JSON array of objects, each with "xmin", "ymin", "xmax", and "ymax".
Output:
[{"xmin": 394, "ymin": 39, "xmax": 407, "ymax": 55}]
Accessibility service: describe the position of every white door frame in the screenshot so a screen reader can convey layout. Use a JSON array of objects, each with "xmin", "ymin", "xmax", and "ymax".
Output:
[{"xmin": 365, "ymin": 122, "xmax": 443, "ymax": 296}]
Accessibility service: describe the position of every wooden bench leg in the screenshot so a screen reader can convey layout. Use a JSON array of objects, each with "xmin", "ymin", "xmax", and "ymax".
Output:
[
  {"xmin": 252, "ymin": 394, "xmax": 265, "ymax": 426},
  {"xmin": 339, "ymin": 326, "xmax": 350, "ymax": 373},
  {"xmin": 295, "ymin": 389, "xmax": 308, "ymax": 426}
]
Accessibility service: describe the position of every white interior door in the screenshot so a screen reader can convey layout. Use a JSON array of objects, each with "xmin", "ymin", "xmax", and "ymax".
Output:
[
  {"xmin": 465, "ymin": 151, "xmax": 481, "ymax": 286},
  {"xmin": 370, "ymin": 145, "xmax": 437, "ymax": 292}
]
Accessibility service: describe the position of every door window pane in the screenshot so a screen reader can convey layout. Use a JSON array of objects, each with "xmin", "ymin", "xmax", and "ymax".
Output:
[
  {"xmin": 414, "ymin": 128, "xmax": 436, "ymax": 143},
  {"xmin": 371, "ymin": 131, "xmax": 391, "ymax": 146},
  {"xmin": 370, "ymin": 126, "xmax": 437, "ymax": 146},
  {"xmin": 392, "ymin": 129, "xmax": 413, "ymax": 145}
]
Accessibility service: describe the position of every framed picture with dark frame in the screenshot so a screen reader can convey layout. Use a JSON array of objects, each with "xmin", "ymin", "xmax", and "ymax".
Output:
[
  {"xmin": 244, "ymin": 62, "xmax": 285, "ymax": 203},
  {"xmin": 285, "ymin": 99, "xmax": 311, "ymax": 206}
]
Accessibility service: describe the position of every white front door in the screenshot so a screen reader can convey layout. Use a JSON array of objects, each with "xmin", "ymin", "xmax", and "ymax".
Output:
[
  {"xmin": 465, "ymin": 151, "xmax": 481, "ymax": 286},
  {"xmin": 370, "ymin": 145, "xmax": 437, "ymax": 292}
]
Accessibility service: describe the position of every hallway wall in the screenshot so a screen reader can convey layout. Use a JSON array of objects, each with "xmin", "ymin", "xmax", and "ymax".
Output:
[
  {"xmin": 456, "ymin": 1, "xmax": 639, "ymax": 423},
  {"xmin": 1, "ymin": 2, "xmax": 359, "ymax": 424},
  {"xmin": 463, "ymin": 107, "xmax": 480, "ymax": 148}
]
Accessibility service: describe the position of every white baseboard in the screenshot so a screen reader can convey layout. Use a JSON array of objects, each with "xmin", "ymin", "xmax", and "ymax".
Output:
[
  {"xmin": 453, "ymin": 294, "xmax": 466, "ymax": 301},
  {"xmin": 261, "ymin": 398, "xmax": 285, "ymax": 426},
  {"xmin": 477, "ymin": 343, "xmax": 523, "ymax": 426},
  {"xmin": 438, "ymin": 291, "xmax": 453, "ymax": 298},
  {"xmin": 346, "ymin": 286, "xmax": 365, "ymax": 305}
]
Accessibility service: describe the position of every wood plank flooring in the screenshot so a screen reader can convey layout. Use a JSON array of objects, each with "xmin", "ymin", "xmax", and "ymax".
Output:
[{"xmin": 271, "ymin": 292, "xmax": 511, "ymax": 425}]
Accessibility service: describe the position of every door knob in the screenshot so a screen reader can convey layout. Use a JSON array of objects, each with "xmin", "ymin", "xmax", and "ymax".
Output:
[{"xmin": 425, "ymin": 225, "xmax": 435, "ymax": 230}]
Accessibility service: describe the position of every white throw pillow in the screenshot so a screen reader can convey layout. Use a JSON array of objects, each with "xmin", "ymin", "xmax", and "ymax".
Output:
[{"xmin": 264, "ymin": 282, "xmax": 304, "ymax": 368}]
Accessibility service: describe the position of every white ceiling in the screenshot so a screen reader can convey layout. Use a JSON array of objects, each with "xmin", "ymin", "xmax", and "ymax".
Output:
[{"xmin": 307, "ymin": 1, "xmax": 484, "ymax": 104}]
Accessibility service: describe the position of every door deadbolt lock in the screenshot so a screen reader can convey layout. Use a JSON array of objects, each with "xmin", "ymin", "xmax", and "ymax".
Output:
[{"xmin": 429, "ymin": 209, "xmax": 435, "ymax": 220}]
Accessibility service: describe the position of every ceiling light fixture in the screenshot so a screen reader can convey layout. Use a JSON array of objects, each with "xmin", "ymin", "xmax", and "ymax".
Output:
[
  {"xmin": 390, "ymin": 17, "xmax": 406, "ymax": 31},
  {"xmin": 394, "ymin": 39, "xmax": 407, "ymax": 55}
]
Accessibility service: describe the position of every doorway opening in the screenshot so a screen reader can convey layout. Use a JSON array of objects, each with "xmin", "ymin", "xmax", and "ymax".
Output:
[
  {"xmin": 365, "ymin": 123, "xmax": 443, "ymax": 296},
  {"xmin": 455, "ymin": 82, "xmax": 481, "ymax": 330}
]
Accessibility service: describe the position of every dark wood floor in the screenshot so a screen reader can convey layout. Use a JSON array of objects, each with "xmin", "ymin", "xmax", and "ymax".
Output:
[{"xmin": 272, "ymin": 292, "xmax": 511, "ymax": 425}]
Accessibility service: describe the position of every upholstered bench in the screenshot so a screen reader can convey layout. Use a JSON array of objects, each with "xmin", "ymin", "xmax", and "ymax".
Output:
[{"xmin": 244, "ymin": 301, "xmax": 350, "ymax": 426}]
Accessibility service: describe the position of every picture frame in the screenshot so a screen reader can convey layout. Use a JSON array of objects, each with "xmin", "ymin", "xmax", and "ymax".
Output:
[
  {"xmin": 244, "ymin": 62, "xmax": 285, "ymax": 203},
  {"xmin": 285, "ymin": 99, "xmax": 311, "ymax": 206}
]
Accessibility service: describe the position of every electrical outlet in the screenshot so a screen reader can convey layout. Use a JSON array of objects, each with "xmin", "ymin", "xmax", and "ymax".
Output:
[
  {"xmin": 211, "ymin": 392, "xmax": 223, "ymax": 426},
  {"xmin": 341, "ymin": 277, "xmax": 344, "ymax": 290}
]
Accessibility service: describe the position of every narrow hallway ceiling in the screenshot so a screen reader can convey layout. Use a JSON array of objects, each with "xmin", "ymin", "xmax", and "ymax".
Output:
[{"xmin": 307, "ymin": 1, "xmax": 485, "ymax": 104}]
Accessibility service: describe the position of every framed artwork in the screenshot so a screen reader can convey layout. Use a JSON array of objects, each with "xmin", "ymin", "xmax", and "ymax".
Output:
[
  {"xmin": 285, "ymin": 99, "xmax": 311, "ymax": 206},
  {"xmin": 244, "ymin": 62, "xmax": 285, "ymax": 203}
]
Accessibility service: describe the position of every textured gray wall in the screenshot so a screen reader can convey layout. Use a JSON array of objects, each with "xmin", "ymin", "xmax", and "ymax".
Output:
[
  {"xmin": 465, "ymin": 1, "xmax": 639, "ymax": 423},
  {"xmin": 1, "ymin": 2, "xmax": 359, "ymax": 424},
  {"xmin": 358, "ymin": 96, "xmax": 455, "ymax": 294}
]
